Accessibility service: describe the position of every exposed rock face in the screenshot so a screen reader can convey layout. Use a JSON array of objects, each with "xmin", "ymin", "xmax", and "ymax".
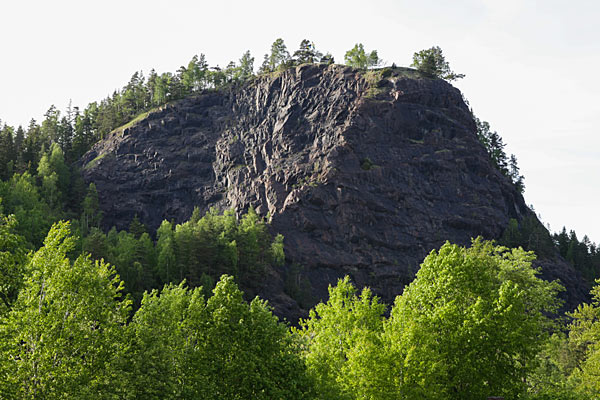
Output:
[{"xmin": 81, "ymin": 64, "xmax": 587, "ymax": 319}]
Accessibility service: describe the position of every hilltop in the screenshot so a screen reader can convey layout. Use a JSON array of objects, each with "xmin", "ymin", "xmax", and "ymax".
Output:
[{"xmin": 80, "ymin": 63, "xmax": 588, "ymax": 319}]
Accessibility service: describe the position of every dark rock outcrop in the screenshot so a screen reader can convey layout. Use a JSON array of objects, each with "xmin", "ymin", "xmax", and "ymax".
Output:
[{"xmin": 81, "ymin": 64, "xmax": 587, "ymax": 320}]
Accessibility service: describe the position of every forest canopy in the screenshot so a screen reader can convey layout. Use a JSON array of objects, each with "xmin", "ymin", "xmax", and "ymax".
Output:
[{"xmin": 1, "ymin": 223, "xmax": 598, "ymax": 398}]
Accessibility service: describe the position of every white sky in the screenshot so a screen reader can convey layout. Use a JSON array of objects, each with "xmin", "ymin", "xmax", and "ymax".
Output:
[{"xmin": 1, "ymin": 0, "xmax": 598, "ymax": 243}]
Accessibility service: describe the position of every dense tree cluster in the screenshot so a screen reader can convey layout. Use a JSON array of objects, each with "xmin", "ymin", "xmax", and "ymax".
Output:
[
  {"xmin": 527, "ymin": 278, "xmax": 600, "ymax": 399},
  {"xmin": 3, "ymin": 225, "xmax": 599, "ymax": 398},
  {"xmin": 259, "ymin": 38, "xmax": 334, "ymax": 73},
  {"xmin": 500, "ymin": 218, "xmax": 600, "ymax": 285},
  {"xmin": 0, "ymin": 222, "xmax": 310, "ymax": 399},
  {"xmin": 297, "ymin": 240, "xmax": 566, "ymax": 399},
  {"xmin": 500, "ymin": 216, "xmax": 556, "ymax": 258},
  {"xmin": 473, "ymin": 115, "xmax": 525, "ymax": 192},
  {"xmin": 0, "ymin": 51, "xmax": 256, "ymax": 182},
  {"xmin": 82, "ymin": 207, "xmax": 283, "ymax": 303},
  {"xmin": 554, "ymin": 227, "xmax": 600, "ymax": 283}
]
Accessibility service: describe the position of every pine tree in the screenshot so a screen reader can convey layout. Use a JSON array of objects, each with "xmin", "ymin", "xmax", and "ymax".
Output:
[
  {"xmin": 238, "ymin": 50, "xmax": 255, "ymax": 80},
  {"xmin": 14, "ymin": 126, "xmax": 25, "ymax": 172},
  {"xmin": 293, "ymin": 39, "xmax": 317, "ymax": 64},
  {"xmin": 411, "ymin": 46, "xmax": 465, "ymax": 81},
  {"xmin": 129, "ymin": 214, "xmax": 147, "ymax": 239},
  {"xmin": 509, "ymin": 154, "xmax": 525, "ymax": 193},
  {"xmin": 344, "ymin": 43, "xmax": 368, "ymax": 69},
  {"xmin": 268, "ymin": 38, "xmax": 290, "ymax": 71},
  {"xmin": 0, "ymin": 125, "xmax": 16, "ymax": 180},
  {"xmin": 259, "ymin": 53, "xmax": 271, "ymax": 74}
]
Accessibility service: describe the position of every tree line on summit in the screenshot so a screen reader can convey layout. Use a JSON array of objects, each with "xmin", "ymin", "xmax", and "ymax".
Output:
[
  {"xmin": 0, "ymin": 39, "xmax": 517, "ymax": 191},
  {"xmin": 0, "ymin": 39, "xmax": 599, "ymax": 398}
]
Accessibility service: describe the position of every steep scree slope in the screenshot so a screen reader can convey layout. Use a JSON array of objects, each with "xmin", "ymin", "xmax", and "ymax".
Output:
[{"xmin": 81, "ymin": 64, "xmax": 587, "ymax": 319}]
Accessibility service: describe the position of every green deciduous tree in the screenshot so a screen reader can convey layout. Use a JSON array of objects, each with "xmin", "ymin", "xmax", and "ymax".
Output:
[
  {"xmin": 567, "ymin": 279, "xmax": 600, "ymax": 398},
  {"xmin": 121, "ymin": 276, "xmax": 313, "ymax": 399},
  {"xmin": 0, "ymin": 222, "xmax": 131, "ymax": 399},
  {"xmin": 411, "ymin": 46, "xmax": 464, "ymax": 81},
  {"xmin": 344, "ymin": 43, "xmax": 380, "ymax": 70},
  {"xmin": 118, "ymin": 283, "xmax": 197, "ymax": 399},
  {"xmin": 0, "ymin": 172, "xmax": 54, "ymax": 246},
  {"xmin": 80, "ymin": 183, "xmax": 102, "ymax": 235},
  {"xmin": 109, "ymin": 229, "xmax": 155, "ymax": 303},
  {"xmin": 297, "ymin": 276, "xmax": 388, "ymax": 399},
  {"xmin": 37, "ymin": 143, "xmax": 70, "ymax": 212},
  {"xmin": 0, "ymin": 214, "xmax": 28, "ymax": 314},
  {"xmin": 384, "ymin": 239, "xmax": 562, "ymax": 399},
  {"xmin": 196, "ymin": 275, "xmax": 311, "ymax": 399},
  {"xmin": 155, "ymin": 220, "xmax": 177, "ymax": 284}
]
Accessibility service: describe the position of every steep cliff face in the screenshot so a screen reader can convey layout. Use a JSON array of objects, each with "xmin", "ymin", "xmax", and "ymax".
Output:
[{"xmin": 81, "ymin": 64, "xmax": 586, "ymax": 319}]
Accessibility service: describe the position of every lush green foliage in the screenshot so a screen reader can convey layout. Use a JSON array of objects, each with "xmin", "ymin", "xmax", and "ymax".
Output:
[
  {"xmin": 0, "ymin": 214, "xmax": 28, "ymax": 314},
  {"xmin": 344, "ymin": 43, "xmax": 380, "ymax": 70},
  {"xmin": 524, "ymin": 280, "xmax": 600, "ymax": 400},
  {"xmin": 82, "ymin": 207, "xmax": 283, "ymax": 304},
  {"xmin": 500, "ymin": 216, "xmax": 556, "ymax": 259},
  {"xmin": 566, "ymin": 280, "xmax": 600, "ymax": 397},
  {"xmin": 386, "ymin": 239, "xmax": 562, "ymax": 399},
  {"xmin": 554, "ymin": 227, "xmax": 600, "ymax": 283},
  {"xmin": 0, "ymin": 222, "xmax": 131, "ymax": 399},
  {"xmin": 0, "ymin": 222, "xmax": 312, "ymax": 399},
  {"xmin": 298, "ymin": 240, "xmax": 565, "ymax": 400},
  {"xmin": 500, "ymin": 218, "xmax": 600, "ymax": 285},
  {"xmin": 0, "ymin": 214, "xmax": 597, "ymax": 398},
  {"xmin": 119, "ymin": 277, "xmax": 313, "ymax": 399},
  {"xmin": 411, "ymin": 46, "xmax": 464, "ymax": 81},
  {"xmin": 0, "ymin": 171, "xmax": 59, "ymax": 246},
  {"xmin": 297, "ymin": 277, "xmax": 387, "ymax": 399}
]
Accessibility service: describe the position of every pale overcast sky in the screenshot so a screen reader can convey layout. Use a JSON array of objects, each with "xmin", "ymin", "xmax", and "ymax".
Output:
[{"xmin": 1, "ymin": 0, "xmax": 598, "ymax": 242}]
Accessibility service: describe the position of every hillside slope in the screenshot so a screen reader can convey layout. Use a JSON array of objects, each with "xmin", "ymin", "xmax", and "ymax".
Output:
[{"xmin": 81, "ymin": 64, "xmax": 587, "ymax": 319}]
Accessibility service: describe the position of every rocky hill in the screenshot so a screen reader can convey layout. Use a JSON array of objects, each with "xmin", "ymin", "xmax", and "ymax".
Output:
[{"xmin": 80, "ymin": 64, "xmax": 588, "ymax": 320}]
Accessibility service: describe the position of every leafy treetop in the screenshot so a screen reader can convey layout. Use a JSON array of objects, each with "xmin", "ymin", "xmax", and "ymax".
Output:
[
  {"xmin": 344, "ymin": 43, "xmax": 381, "ymax": 70},
  {"xmin": 411, "ymin": 46, "xmax": 465, "ymax": 81}
]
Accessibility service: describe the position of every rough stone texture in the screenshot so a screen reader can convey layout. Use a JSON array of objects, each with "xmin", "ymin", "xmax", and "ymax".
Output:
[{"xmin": 81, "ymin": 64, "xmax": 587, "ymax": 320}]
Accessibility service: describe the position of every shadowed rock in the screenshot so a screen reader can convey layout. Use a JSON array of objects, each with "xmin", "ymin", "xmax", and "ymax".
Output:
[{"xmin": 81, "ymin": 64, "xmax": 587, "ymax": 321}]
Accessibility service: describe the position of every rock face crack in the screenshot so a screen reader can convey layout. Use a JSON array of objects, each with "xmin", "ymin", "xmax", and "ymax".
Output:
[{"xmin": 81, "ymin": 64, "xmax": 585, "ymax": 320}]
